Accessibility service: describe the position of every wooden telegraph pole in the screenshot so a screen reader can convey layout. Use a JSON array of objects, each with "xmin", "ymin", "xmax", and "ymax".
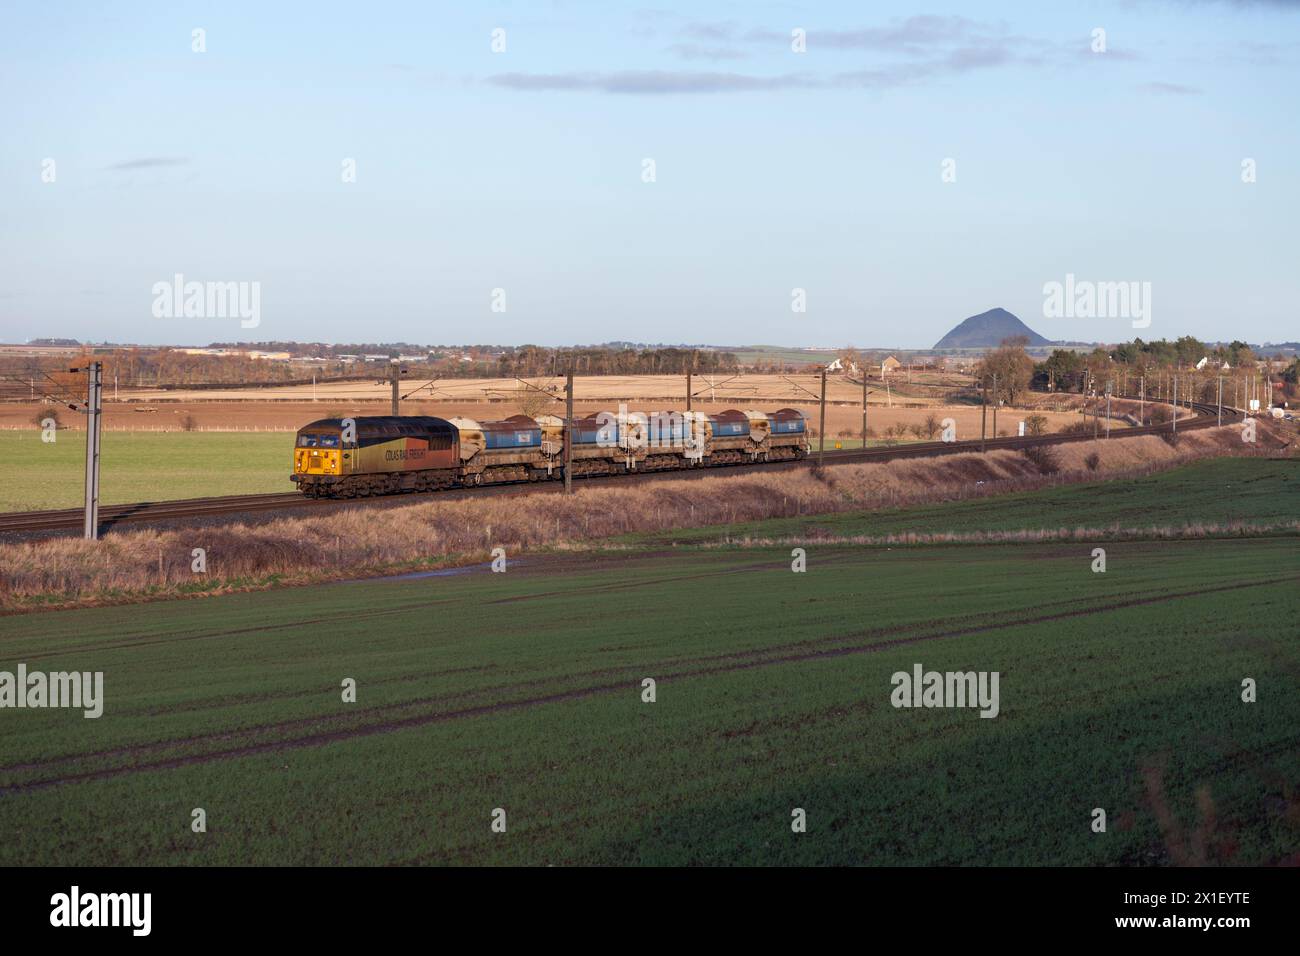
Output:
[
  {"xmin": 686, "ymin": 370, "xmax": 692, "ymax": 412},
  {"xmin": 564, "ymin": 368, "xmax": 574, "ymax": 494},
  {"xmin": 389, "ymin": 359, "xmax": 400, "ymax": 416}
]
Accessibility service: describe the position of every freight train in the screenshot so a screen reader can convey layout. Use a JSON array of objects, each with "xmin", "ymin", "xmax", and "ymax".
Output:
[{"xmin": 291, "ymin": 408, "xmax": 809, "ymax": 497}]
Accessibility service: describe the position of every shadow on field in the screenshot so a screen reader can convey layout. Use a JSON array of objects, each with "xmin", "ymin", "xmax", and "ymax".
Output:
[{"xmin": 582, "ymin": 681, "xmax": 1300, "ymax": 867}]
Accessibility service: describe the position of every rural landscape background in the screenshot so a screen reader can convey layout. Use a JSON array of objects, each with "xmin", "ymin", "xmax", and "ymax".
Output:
[
  {"xmin": 1, "ymin": 1, "xmax": 1297, "ymax": 873},
  {"xmin": 2, "ymin": 328, "xmax": 1296, "ymax": 867}
]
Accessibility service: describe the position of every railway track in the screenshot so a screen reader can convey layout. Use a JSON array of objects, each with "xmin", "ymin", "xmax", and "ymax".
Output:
[{"xmin": 0, "ymin": 398, "xmax": 1240, "ymax": 536}]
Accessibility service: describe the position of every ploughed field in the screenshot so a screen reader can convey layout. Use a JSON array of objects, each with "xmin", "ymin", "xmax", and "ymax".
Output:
[
  {"xmin": 86, "ymin": 371, "xmax": 964, "ymax": 405},
  {"xmin": 1, "ymin": 460, "xmax": 1296, "ymax": 865}
]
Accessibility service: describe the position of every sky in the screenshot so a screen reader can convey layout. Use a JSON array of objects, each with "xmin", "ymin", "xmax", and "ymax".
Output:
[{"xmin": 1, "ymin": 0, "xmax": 1298, "ymax": 349}]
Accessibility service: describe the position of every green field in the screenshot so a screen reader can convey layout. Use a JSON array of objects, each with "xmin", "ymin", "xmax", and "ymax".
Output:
[
  {"xmin": 0, "ymin": 431, "xmax": 292, "ymax": 510},
  {"xmin": 647, "ymin": 457, "xmax": 1300, "ymax": 544},
  {"xmin": 730, "ymin": 345, "xmax": 840, "ymax": 366},
  {"xmin": 1, "ymin": 460, "xmax": 1296, "ymax": 864}
]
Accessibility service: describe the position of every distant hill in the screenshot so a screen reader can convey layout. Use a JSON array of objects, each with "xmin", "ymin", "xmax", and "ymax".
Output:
[{"xmin": 933, "ymin": 308, "xmax": 1051, "ymax": 349}]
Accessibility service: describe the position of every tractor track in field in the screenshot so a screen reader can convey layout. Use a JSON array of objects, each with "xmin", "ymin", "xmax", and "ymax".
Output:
[
  {"xmin": 3, "ymin": 570, "xmax": 1292, "ymax": 794},
  {"xmin": 9, "ymin": 555, "xmax": 782, "ymax": 657},
  {"xmin": 6, "ymin": 535, "xmax": 1281, "ymax": 662},
  {"xmin": 0, "ymin": 537, "xmax": 1184, "ymax": 657},
  {"xmin": 0, "ymin": 400, "xmax": 1239, "ymax": 536}
]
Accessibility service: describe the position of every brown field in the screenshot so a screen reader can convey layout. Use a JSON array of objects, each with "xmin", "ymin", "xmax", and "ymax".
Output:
[
  {"xmin": 0, "ymin": 425, "xmax": 1270, "ymax": 612},
  {"xmin": 5, "ymin": 368, "xmax": 1128, "ymax": 439},
  {"xmin": 103, "ymin": 371, "xmax": 969, "ymax": 405},
  {"xmin": 0, "ymin": 398, "xmax": 1096, "ymax": 439}
]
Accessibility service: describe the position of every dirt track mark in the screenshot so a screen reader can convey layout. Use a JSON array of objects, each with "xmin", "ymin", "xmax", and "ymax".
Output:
[
  {"xmin": 4, "ymin": 552, "xmax": 780, "ymax": 658},
  {"xmin": 11, "ymin": 533, "xmax": 1280, "ymax": 657},
  {"xmin": 5, "ymin": 558, "xmax": 1254, "ymax": 774},
  {"xmin": 483, "ymin": 557, "xmax": 791, "ymax": 605},
  {"xmin": 3, "ymin": 572, "xmax": 1293, "ymax": 793}
]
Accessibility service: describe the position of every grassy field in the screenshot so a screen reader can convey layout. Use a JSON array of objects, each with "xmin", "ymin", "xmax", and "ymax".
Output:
[
  {"xmin": 1, "ymin": 463, "xmax": 1296, "ymax": 863},
  {"xmin": 0, "ymin": 431, "xmax": 291, "ymax": 510},
  {"xmin": 729, "ymin": 345, "xmax": 841, "ymax": 365},
  {"xmin": 646, "ymin": 457, "xmax": 1300, "ymax": 544}
]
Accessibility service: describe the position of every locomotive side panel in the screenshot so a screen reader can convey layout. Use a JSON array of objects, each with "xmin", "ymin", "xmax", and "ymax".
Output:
[
  {"xmin": 292, "ymin": 416, "xmax": 459, "ymax": 495},
  {"xmin": 350, "ymin": 418, "xmax": 459, "ymax": 474}
]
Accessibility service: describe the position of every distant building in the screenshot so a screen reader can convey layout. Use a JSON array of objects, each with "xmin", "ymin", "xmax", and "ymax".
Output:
[
  {"xmin": 881, "ymin": 355, "xmax": 903, "ymax": 375},
  {"xmin": 175, "ymin": 347, "xmax": 290, "ymax": 360}
]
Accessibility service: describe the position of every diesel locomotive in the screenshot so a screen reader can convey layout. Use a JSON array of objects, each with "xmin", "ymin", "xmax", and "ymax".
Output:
[{"xmin": 291, "ymin": 408, "xmax": 808, "ymax": 497}]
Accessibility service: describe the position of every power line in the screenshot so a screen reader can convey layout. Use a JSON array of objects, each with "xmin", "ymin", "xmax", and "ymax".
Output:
[{"xmin": 0, "ymin": 365, "xmax": 87, "ymax": 409}]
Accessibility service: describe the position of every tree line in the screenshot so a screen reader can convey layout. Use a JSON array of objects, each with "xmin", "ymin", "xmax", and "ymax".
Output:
[
  {"xmin": 491, "ymin": 346, "xmax": 739, "ymax": 378},
  {"xmin": 975, "ymin": 336, "xmax": 1298, "ymax": 406}
]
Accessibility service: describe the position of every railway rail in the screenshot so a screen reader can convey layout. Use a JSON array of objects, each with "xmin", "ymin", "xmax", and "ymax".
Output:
[{"xmin": 0, "ymin": 398, "xmax": 1241, "ymax": 536}]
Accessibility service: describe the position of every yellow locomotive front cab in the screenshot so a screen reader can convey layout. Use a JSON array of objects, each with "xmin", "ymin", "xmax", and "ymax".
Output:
[{"xmin": 294, "ymin": 430, "xmax": 346, "ymax": 478}]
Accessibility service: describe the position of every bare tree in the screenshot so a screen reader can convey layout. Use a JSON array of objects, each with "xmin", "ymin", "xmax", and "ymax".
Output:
[
  {"xmin": 976, "ymin": 338, "xmax": 1035, "ymax": 405},
  {"xmin": 518, "ymin": 379, "xmax": 557, "ymax": 418}
]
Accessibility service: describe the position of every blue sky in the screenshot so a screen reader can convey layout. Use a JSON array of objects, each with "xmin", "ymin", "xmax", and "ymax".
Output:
[{"xmin": 2, "ymin": 0, "xmax": 1297, "ymax": 348}]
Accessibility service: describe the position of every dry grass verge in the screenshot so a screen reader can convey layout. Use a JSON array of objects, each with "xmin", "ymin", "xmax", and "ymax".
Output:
[
  {"xmin": 0, "ymin": 425, "xmax": 1287, "ymax": 612},
  {"xmin": 687, "ymin": 521, "xmax": 1300, "ymax": 551}
]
